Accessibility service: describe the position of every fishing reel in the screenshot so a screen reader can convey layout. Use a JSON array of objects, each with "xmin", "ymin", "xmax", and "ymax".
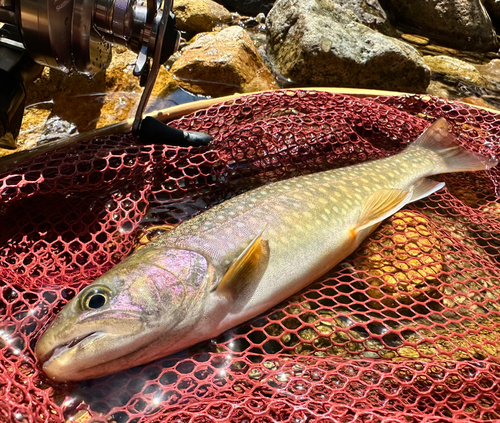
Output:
[{"xmin": 0, "ymin": 0, "xmax": 181, "ymax": 148}]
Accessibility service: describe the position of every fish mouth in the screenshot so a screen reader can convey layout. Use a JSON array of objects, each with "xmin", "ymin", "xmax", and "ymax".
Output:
[{"xmin": 38, "ymin": 331, "xmax": 101, "ymax": 366}]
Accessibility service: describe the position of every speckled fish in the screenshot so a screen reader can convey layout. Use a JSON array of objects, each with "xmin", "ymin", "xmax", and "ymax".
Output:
[{"xmin": 36, "ymin": 118, "xmax": 497, "ymax": 381}]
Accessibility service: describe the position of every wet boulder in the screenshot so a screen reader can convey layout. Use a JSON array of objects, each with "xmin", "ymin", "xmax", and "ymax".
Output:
[
  {"xmin": 333, "ymin": 0, "xmax": 397, "ymax": 36},
  {"xmin": 173, "ymin": 0, "xmax": 232, "ymax": 33},
  {"xmin": 475, "ymin": 59, "xmax": 500, "ymax": 89},
  {"xmin": 482, "ymin": 0, "xmax": 500, "ymax": 28},
  {"xmin": 378, "ymin": 0, "xmax": 498, "ymax": 52},
  {"xmin": 423, "ymin": 55, "xmax": 493, "ymax": 89},
  {"xmin": 266, "ymin": 0, "xmax": 430, "ymax": 93},
  {"xmin": 171, "ymin": 26, "xmax": 279, "ymax": 96}
]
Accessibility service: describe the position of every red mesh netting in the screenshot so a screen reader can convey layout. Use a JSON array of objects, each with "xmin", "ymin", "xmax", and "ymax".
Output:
[{"xmin": 2, "ymin": 90, "xmax": 500, "ymax": 422}]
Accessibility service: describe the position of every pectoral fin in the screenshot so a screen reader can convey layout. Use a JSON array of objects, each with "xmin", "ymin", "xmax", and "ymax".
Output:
[
  {"xmin": 216, "ymin": 228, "xmax": 270, "ymax": 296},
  {"xmin": 351, "ymin": 188, "xmax": 412, "ymax": 236}
]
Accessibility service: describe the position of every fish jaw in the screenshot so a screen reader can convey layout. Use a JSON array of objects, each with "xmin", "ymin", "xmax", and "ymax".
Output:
[
  {"xmin": 37, "ymin": 293, "xmax": 230, "ymax": 381},
  {"xmin": 38, "ymin": 331, "xmax": 106, "ymax": 381},
  {"xmin": 36, "ymin": 248, "xmax": 218, "ymax": 382},
  {"xmin": 36, "ymin": 310, "xmax": 146, "ymax": 381}
]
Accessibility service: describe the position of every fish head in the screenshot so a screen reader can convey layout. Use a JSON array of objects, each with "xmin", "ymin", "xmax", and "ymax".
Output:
[{"xmin": 36, "ymin": 247, "xmax": 214, "ymax": 381}]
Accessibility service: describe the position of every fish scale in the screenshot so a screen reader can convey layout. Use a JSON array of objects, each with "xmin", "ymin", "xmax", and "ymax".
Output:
[
  {"xmin": 160, "ymin": 144, "xmax": 441, "ymax": 273},
  {"xmin": 35, "ymin": 118, "xmax": 498, "ymax": 381}
]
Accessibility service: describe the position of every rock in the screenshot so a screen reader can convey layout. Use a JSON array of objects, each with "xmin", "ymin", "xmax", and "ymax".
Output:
[
  {"xmin": 423, "ymin": 55, "xmax": 493, "ymax": 89},
  {"xmin": 421, "ymin": 44, "xmax": 460, "ymax": 56},
  {"xmin": 5, "ymin": 109, "xmax": 52, "ymax": 156},
  {"xmin": 459, "ymin": 96, "xmax": 499, "ymax": 110},
  {"xmin": 475, "ymin": 59, "xmax": 500, "ymax": 88},
  {"xmin": 333, "ymin": 0, "xmax": 398, "ymax": 35},
  {"xmin": 378, "ymin": 0, "xmax": 498, "ymax": 52},
  {"xmin": 173, "ymin": 0, "xmax": 232, "ymax": 33},
  {"xmin": 26, "ymin": 47, "xmax": 177, "ymax": 133},
  {"xmin": 482, "ymin": 0, "xmax": 500, "ymax": 28},
  {"xmin": 401, "ymin": 34, "xmax": 430, "ymax": 46},
  {"xmin": 426, "ymin": 81, "xmax": 451, "ymax": 98},
  {"xmin": 266, "ymin": 0, "xmax": 430, "ymax": 93},
  {"xmin": 170, "ymin": 26, "xmax": 278, "ymax": 96},
  {"xmin": 212, "ymin": 0, "xmax": 276, "ymax": 15}
]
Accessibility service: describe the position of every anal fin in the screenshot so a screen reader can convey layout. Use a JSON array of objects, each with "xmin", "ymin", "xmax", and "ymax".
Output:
[
  {"xmin": 409, "ymin": 178, "xmax": 445, "ymax": 203},
  {"xmin": 352, "ymin": 179, "xmax": 446, "ymax": 237},
  {"xmin": 352, "ymin": 188, "xmax": 412, "ymax": 236}
]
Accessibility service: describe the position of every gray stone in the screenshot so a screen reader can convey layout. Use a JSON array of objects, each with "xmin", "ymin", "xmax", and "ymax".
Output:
[
  {"xmin": 212, "ymin": 0, "xmax": 276, "ymax": 15},
  {"xmin": 378, "ymin": 0, "xmax": 498, "ymax": 52},
  {"xmin": 482, "ymin": 0, "xmax": 500, "ymax": 28},
  {"xmin": 333, "ymin": 0, "xmax": 397, "ymax": 36},
  {"xmin": 266, "ymin": 0, "xmax": 430, "ymax": 93}
]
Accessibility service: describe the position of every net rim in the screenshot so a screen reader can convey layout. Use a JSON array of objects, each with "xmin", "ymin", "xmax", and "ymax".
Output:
[{"xmin": 4, "ymin": 87, "xmax": 497, "ymax": 175}]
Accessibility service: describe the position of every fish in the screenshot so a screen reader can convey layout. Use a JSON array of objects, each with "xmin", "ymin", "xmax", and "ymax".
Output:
[{"xmin": 35, "ymin": 118, "xmax": 497, "ymax": 381}]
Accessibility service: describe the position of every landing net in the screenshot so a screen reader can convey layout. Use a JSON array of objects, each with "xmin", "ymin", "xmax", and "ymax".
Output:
[{"xmin": 1, "ymin": 90, "xmax": 500, "ymax": 422}]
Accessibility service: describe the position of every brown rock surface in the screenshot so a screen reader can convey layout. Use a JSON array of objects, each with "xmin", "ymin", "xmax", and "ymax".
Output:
[
  {"xmin": 425, "ymin": 81, "xmax": 451, "ymax": 99},
  {"xmin": 170, "ymin": 26, "xmax": 278, "ymax": 96},
  {"xmin": 423, "ymin": 55, "xmax": 492, "ymax": 89},
  {"xmin": 475, "ymin": 59, "xmax": 500, "ymax": 88},
  {"xmin": 173, "ymin": 0, "xmax": 232, "ymax": 33},
  {"xmin": 459, "ymin": 96, "xmax": 499, "ymax": 110},
  {"xmin": 401, "ymin": 33, "xmax": 430, "ymax": 46}
]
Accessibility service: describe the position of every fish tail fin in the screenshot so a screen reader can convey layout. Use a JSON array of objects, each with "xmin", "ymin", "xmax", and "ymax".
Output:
[{"xmin": 412, "ymin": 118, "xmax": 498, "ymax": 173}]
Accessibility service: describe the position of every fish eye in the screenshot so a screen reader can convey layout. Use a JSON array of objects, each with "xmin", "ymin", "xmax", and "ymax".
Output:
[{"xmin": 80, "ymin": 286, "xmax": 112, "ymax": 311}]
